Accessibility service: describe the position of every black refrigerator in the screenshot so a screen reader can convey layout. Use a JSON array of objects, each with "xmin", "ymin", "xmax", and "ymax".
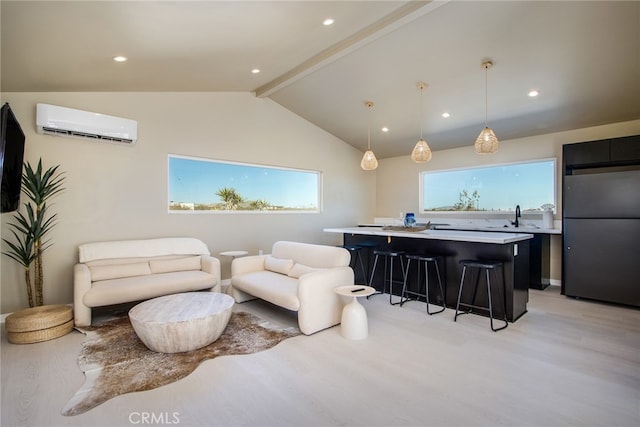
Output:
[{"xmin": 562, "ymin": 136, "xmax": 640, "ymax": 307}]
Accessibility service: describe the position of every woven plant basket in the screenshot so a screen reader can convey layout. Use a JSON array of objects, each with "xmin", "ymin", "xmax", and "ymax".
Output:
[{"xmin": 5, "ymin": 305, "xmax": 73, "ymax": 344}]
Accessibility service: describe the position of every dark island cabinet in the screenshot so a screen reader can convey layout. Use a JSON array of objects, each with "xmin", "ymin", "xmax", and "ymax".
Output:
[{"xmin": 343, "ymin": 233, "xmax": 530, "ymax": 322}]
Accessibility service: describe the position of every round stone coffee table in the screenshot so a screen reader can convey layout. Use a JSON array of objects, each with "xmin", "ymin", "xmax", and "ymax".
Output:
[{"xmin": 129, "ymin": 292, "xmax": 234, "ymax": 353}]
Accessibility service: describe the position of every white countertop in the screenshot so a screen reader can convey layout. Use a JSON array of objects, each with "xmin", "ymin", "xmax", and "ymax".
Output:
[
  {"xmin": 365, "ymin": 217, "xmax": 562, "ymax": 235},
  {"xmin": 325, "ymin": 227, "xmax": 534, "ymax": 244},
  {"xmin": 432, "ymin": 224, "xmax": 562, "ymax": 235}
]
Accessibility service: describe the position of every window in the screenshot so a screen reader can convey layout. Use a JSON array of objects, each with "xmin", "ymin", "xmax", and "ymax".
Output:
[
  {"xmin": 168, "ymin": 155, "xmax": 321, "ymax": 213},
  {"xmin": 420, "ymin": 159, "xmax": 556, "ymax": 213}
]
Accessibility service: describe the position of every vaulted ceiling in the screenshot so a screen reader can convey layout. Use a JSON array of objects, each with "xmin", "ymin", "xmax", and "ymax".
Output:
[{"xmin": 2, "ymin": 1, "xmax": 639, "ymax": 158}]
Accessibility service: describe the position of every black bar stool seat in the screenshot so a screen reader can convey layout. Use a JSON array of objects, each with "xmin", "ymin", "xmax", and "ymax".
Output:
[
  {"xmin": 454, "ymin": 259, "xmax": 508, "ymax": 332},
  {"xmin": 368, "ymin": 249, "xmax": 406, "ymax": 305},
  {"xmin": 400, "ymin": 253, "xmax": 445, "ymax": 315}
]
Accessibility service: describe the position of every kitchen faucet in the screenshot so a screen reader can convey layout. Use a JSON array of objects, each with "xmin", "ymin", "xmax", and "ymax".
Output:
[{"xmin": 514, "ymin": 204, "xmax": 521, "ymax": 227}]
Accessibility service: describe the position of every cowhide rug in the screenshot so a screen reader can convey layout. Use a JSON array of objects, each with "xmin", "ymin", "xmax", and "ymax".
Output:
[{"xmin": 62, "ymin": 311, "xmax": 300, "ymax": 416}]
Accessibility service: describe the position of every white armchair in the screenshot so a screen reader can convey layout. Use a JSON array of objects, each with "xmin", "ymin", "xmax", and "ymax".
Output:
[{"xmin": 230, "ymin": 241, "xmax": 354, "ymax": 335}]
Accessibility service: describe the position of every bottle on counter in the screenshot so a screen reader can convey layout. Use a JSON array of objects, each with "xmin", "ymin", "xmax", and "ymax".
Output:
[
  {"xmin": 404, "ymin": 212, "xmax": 416, "ymax": 227},
  {"xmin": 542, "ymin": 210, "xmax": 554, "ymax": 229}
]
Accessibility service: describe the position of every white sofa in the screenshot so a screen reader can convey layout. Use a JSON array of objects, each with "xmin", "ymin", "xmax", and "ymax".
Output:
[
  {"xmin": 230, "ymin": 241, "xmax": 354, "ymax": 335},
  {"xmin": 74, "ymin": 237, "xmax": 221, "ymax": 326}
]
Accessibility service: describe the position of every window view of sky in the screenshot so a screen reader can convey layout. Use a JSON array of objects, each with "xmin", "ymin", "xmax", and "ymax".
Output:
[
  {"xmin": 168, "ymin": 155, "xmax": 320, "ymax": 211},
  {"xmin": 422, "ymin": 160, "xmax": 555, "ymax": 212}
]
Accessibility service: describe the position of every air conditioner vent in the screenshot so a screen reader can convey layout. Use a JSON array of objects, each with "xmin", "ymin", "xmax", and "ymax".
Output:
[
  {"xmin": 36, "ymin": 104, "xmax": 137, "ymax": 145},
  {"xmin": 40, "ymin": 127, "xmax": 134, "ymax": 144}
]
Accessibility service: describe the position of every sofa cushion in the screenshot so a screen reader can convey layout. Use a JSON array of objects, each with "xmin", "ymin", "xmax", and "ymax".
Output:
[
  {"xmin": 264, "ymin": 256, "xmax": 294, "ymax": 275},
  {"xmin": 149, "ymin": 256, "xmax": 201, "ymax": 274},
  {"xmin": 79, "ymin": 237, "xmax": 210, "ymax": 263},
  {"xmin": 83, "ymin": 270, "xmax": 216, "ymax": 307},
  {"xmin": 288, "ymin": 263, "xmax": 321, "ymax": 279},
  {"xmin": 89, "ymin": 262, "xmax": 151, "ymax": 281}
]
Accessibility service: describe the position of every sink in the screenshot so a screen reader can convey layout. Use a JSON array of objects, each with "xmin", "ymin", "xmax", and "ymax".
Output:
[{"xmin": 486, "ymin": 225, "xmax": 538, "ymax": 229}]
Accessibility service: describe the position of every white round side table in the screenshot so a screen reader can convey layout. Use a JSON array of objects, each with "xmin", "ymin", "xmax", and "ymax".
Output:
[
  {"xmin": 334, "ymin": 285, "xmax": 376, "ymax": 340},
  {"xmin": 219, "ymin": 250, "xmax": 249, "ymax": 259}
]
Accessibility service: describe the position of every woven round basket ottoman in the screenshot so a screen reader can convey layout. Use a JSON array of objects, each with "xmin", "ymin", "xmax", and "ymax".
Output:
[{"xmin": 5, "ymin": 304, "xmax": 74, "ymax": 344}]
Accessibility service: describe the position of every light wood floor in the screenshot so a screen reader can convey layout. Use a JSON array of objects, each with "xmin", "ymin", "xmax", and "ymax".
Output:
[{"xmin": 2, "ymin": 286, "xmax": 639, "ymax": 427}]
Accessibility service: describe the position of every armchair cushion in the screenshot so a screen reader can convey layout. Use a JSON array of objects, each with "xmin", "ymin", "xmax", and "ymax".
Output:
[
  {"xmin": 264, "ymin": 256, "xmax": 294, "ymax": 275},
  {"xmin": 287, "ymin": 263, "xmax": 321, "ymax": 278},
  {"xmin": 231, "ymin": 271, "xmax": 300, "ymax": 310}
]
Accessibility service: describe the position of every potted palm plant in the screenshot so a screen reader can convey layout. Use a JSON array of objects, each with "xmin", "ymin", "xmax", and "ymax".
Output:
[{"xmin": 2, "ymin": 159, "xmax": 65, "ymax": 307}]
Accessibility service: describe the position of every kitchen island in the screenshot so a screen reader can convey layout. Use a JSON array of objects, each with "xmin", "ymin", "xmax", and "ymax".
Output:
[
  {"xmin": 432, "ymin": 223, "xmax": 560, "ymax": 290},
  {"xmin": 325, "ymin": 227, "xmax": 534, "ymax": 322}
]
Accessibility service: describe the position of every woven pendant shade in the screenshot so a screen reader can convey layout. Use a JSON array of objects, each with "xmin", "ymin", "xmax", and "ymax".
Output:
[
  {"xmin": 360, "ymin": 101, "xmax": 378, "ymax": 170},
  {"xmin": 475, "ymin": 61, "xmax": 499, "ymax": 154},
  {"xmin": 411, "ymin": 138, "xmax": 432, "ymax": 162},
  {"xmin": 474, "ymin": 127, "xmax": 499, "ymax": 154},
  {"xmin": 412, "ymin": 82, "xmax": 432, "ymax": 163},
  {"xmin": 361, "ymin": 149, "xmax": 378, "ymax": 170}
]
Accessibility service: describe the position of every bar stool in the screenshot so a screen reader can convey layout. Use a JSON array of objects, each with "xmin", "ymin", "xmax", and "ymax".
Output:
[
  {"xmin": 400, "ymin": 254, "xmax": 445, "ymax": 315},
  {"xmin": 354, "ymin": 240, "xmax": 379, "ymax": 285},
  {"xmin": 340, "ymin": 244, "xmax": 367, "ymax": 285},
  {"xmin": 368, "ymin": 249, "xmax": 406, "ymax": 305},
  {"xmin": 454, "ymin": 259, "xmax": 508, "ymax": 332}
]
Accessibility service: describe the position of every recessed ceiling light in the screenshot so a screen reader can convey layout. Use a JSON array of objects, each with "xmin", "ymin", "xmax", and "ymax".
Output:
[
  {"xmin": 112, "ymin": 56, "xmax": 127, "ymax": 62},
  {"xmin": 323, "ymin": 18, "xmax": 335, "ymax": 26},
  {"xmin": 442, "ymin": 112, "xmax": 450, "ymax": 118},
  {"xmin": 381, "ymin": 127, "xmax": 389, "ymax": 132},
  {"xmin": 251, "ymin": 68, "xmax": 261, "ymax": 74},
  {"xmin": 528, "ymin": 90, "xmax": 539, "ymax": 97}
]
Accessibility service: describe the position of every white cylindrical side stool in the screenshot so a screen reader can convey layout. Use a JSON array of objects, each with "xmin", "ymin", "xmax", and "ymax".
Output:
[{"xmin": 334, "ymin": 285, "xmax": 376, "ymax": 340}]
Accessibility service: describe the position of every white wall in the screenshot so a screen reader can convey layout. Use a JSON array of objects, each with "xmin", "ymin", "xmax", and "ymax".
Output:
[
  {"xmin": 2, "ymin": 90, "xmax": 637, "ymax": 312},
  {"xmin": 375, "ymin": 119, "xmax": 640, "ymax": 283},
  {"xmin": 0, "ymin": 92, "xmax": 376, "ymax": 313}
]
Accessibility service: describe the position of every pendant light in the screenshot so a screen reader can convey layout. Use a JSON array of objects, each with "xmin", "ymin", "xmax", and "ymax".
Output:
[
  {"xmin": 474, "ymin": 60, "xmax": 499, "ymax": 154},
  {"xmin": 360, "ymin": 101, "xmax": 378, "ymax": 170},
  {"xmin": 411, "ymin": 82, "xmax": 432, "ymax": 163}
]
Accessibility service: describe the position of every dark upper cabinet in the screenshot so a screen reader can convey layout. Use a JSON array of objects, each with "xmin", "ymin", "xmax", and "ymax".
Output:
[
  {"xmin": 563, "ymin": 135, "xmax": 640, "ymax": 170},
  {"xmin": 611, "ymin": 135, "xmax": 640, "ymax": 162},
  {"xmin": 563, "ymin": 139, "xmax": 610, "ymax": 168}
]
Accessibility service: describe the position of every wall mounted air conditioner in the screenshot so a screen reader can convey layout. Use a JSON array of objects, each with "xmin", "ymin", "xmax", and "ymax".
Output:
[{"xmin": 36, "ymin": 103, "xmax": 138, "ymax": 145}]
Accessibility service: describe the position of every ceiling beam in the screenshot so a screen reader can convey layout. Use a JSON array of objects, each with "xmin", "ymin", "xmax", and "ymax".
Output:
[{"xmin": 254, "ymin": 0, "xmax": 447, "ymax": 98}]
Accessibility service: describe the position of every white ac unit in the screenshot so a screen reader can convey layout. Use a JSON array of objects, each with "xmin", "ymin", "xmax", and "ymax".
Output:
[{"xmin": 36, "ymin": 103, "xmax": 138, "ymax": 145}]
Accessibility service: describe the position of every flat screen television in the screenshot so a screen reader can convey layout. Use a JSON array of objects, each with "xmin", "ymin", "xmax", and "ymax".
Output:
[{"xmin": 1, "ymin": 103, "xmax": 26, "ymax": 213}]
